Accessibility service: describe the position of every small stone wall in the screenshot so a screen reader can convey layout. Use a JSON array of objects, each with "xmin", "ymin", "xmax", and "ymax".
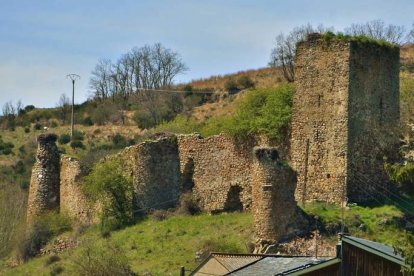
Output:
[
  {"xmin": 27, "ymin": 134, "xmax": 61, "ymax": 222},
  {"xmin": 177, "ymin": 134, "xmax": 254, "ymax": 212},
  {"xmin": 60, "ymin": 156, "xmax": 92, "ymax": 223},
  {"xmin": 133, "ymin": 136, "xmax": 181, "ymax": 213},
  {"xmin": 252, "ymin": 147, "xmax": 307, "ymax": 245}
]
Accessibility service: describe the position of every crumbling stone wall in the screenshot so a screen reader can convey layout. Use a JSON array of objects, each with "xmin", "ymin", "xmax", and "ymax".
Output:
[
  {"xmin": 60, "ymin": 156, "xmax": 92, "ymax": 223},
  {"xmin": 291, "ymin": 35, "xmax": 400, "ymax": 203},
  {"xmin": 133, "ymin": 136, "xmax": 181, "ymax": 213},
  {"xmin": 177, "ymin": 134, "xmax": 254, "ymax": 212},
  {"xmin": 252, "ymin": 147, "xmax": 307, "ymax": 246},
  {"xmin": 27, "ymin": 134, "xmax": 60, "ymax": 222}
]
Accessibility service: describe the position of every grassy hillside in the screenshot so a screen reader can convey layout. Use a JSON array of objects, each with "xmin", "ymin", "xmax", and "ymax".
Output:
[{"xmin": 2, "ymin": 200, "xmax": 413, "ymax": 275}]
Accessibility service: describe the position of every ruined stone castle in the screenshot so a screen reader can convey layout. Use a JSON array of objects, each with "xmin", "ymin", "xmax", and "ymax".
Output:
[
  {"xmin": 291, "ymin": 34, "xmax": 400, "ymax": 204},
  {"xmin": 27, "ymin": 34, "xmax": 400, "ymax": 244}
]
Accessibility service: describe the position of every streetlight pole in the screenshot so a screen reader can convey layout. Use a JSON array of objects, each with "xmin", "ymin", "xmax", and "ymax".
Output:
[{"xmin": 66, "ymin": 74, "xmax": 80, "ymax": 139}]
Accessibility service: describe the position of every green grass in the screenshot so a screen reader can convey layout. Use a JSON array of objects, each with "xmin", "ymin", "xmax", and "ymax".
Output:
[
  {"xmin": 303, "ymin": 201, "xmax": 407, "ymax": 246},
  {"xmin": 2, "ymin": 212, "xmax": 253, "ymax": 275}
]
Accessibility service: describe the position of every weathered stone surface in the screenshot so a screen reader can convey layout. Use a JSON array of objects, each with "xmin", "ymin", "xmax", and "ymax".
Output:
[
  {"xmin": 177, "ymin": 134, "xmax": 254, "ymax": 212},
  {"xmin": 27, "ymin": 134, "xmax": 60, "ymax": 222},
  {"xmin": 60, "ymin": 156, "xmax": 93, "ymax": 223},
  {"xmin": 291, "ymin": 35, "xmax": 400, "ymax": 204},
  {"xmin": 133, "ymin": 136, "xmax": 181, "ymax": 213},
  {"xmin": 252, "ymin": 147, "xmax": 307, "ymax": 245}
]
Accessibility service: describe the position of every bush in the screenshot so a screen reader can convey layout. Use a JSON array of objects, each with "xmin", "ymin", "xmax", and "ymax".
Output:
[
  {"xmin": 70, "ymin": 140, "xmax": 85, "ymax": 149},
  {"xmin": 33, "ymin": 123, "xmax": 42, "ymax": 130},
  {"xmin": 112, "ymin": 133, "xmax": 128, "ymax": 149},
  {"xmin": 83, "ymin": 159, "xmax": 134, "ymax": 233},
  {"xmin": 58, "ymin": 134, "xmax": 71, "ymax": 145},
  {"xmin": 237, "ymin": 76, "xmax": 255, "ymax": 89},
  {"xmin": 24, "ymin": 127, "xmax": 30, "ymax": 133},
  {"xmin": 0, "ymin": 138, "xmax": 14, "ymax": 155},
  {"xmin": 50, "ymin": 120, "xmax": 59, "ymax": 128},
  {"xmin": 202, "ymin": 84, "xmax": 293, "ymax": 142},
  {"xmin": 24, "ymin": 105, "xmax": 35, "ymax": 112},
  {"xmin": 17, "ymin": 212, "xmax": 72, "ymax": 261},
  {"xmin": 82, "ymin": 116, "xmax": 94, "ymax": 126},
  {"xmin": 72, "ymin": 130, "xmax": 85, "ymax": 141},
  {"xmin": 385, "ymin": 161, "xmax": 414, "ymax": 195},
  {"xmin": 224, "ymin": 79, "xmax": 240, "ymax": 93},
  {"xmin": 71, "ymin": 239, "xmax": 135, "ymax": 276}
]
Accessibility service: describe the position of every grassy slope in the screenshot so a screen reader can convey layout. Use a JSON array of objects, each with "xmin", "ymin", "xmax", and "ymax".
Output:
[
  {"xmin": 3, "ymin": 213, "xmax": 253, "ymax": 275},
  {"xmin": 3, "ymin": 200, "xmax": 413, "ymax": 275}
]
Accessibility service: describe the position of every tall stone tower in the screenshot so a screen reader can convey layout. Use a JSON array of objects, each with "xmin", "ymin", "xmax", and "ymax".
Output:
[
  {"xmin": 290, "ymin": 34, "xmax": 400, "ymax": 203},
  {"xmin": 27, "ymin": 134, "xmax": 60, "ymax": 222}
]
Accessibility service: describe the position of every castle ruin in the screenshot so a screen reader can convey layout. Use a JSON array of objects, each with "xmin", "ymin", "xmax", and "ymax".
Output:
[
  {"xmin": 27, "ymin": 134, "xmax": 60, "ymax": 222},
  {"xmin": 290, "ymin": 34, "xmax": 400, "ymax": 203},
  {"xmin": 252, "ymin": 147, "xmax": 308, "ymax": 249}
]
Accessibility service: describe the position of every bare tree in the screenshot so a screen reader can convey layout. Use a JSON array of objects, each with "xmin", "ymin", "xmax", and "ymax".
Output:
[
  {"xmin": 344, "ymin": 19, "xmax": 406, "ymax": 44},
  {"xmin": 57, "ymin": 94, "xmax": 71, "ymax": 124},
  {"xmin": 269, "ymin": 24, "xmax": 332, "ymax": 82},
  {"xmin": 2, "ymin": 101, "xmax": 16, "ymax": 118},
  {"xmin": 408, "ymin": 22, "xmax": 414, "ymax": 43},
  {"xmin": 89, "ymin": 43, "xmax": 187, "ymax": 101},
  {"xmin": 16, "ymin": 100, "xmax": 23, "ymax": 116}
]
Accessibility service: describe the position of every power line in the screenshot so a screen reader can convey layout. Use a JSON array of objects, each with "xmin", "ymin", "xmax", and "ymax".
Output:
[{"xmin": 136, "ymin": 87, "xmax": 214, "ymax": 94}]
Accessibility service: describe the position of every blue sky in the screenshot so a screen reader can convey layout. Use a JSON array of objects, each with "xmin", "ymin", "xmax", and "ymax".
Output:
[{"xmin": 0, "ymin": 0, "xmax": 413, "ymax": 108}]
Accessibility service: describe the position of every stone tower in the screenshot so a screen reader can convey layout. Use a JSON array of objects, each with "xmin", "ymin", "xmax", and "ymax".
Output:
[
  {"xmin": 27, "ymin": 134, "xmax": 60, "ymax": 222},
  {"xmin": 290, "ymin": 34, "xmax": 400, "ymax": 203},
  {"xmin": 252, "ymin": 147, "xmax": 307, "ymax": 250}
]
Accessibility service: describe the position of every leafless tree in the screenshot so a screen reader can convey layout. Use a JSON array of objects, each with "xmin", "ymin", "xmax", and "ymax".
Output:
[
  {"xmin": 344, "ymin": 19, "xmax": 406, "ymax": 44},
  {"xmin": 57, "ymin": 94, "xmax": 71, "ymax": 124},
  {"xmin": 269, "ymin": 24, "xmax": 332, "ymax": 82},
  {"xmin": 2, "ymin": 101, "xmax": 16, "ymax": 118},
  {"xmin": 16, "ymin": 100, "xmax": 23, "ymax": 116},
  {"xmin": 407, "ymin": 22, "xmax": 414, "ymax": 43},
  {"xmin": 89, "ymin": 43, "xmax": 187, "ymax": 101},
  {"xmin": 89, "ymin": 59, "xmax": 115, "ymax": 101}
]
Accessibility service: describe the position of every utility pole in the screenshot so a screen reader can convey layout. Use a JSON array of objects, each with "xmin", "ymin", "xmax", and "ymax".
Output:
[{"xmin": 66, "ymin": 74, "xmax": 80, "ymax": 139}]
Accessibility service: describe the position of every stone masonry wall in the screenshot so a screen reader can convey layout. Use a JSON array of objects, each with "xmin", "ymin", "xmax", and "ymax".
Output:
[
  {"xmin": 252, "ymin": 147, "xmax": 307, "ymax": 244},
  {"xmin": 347, "ymin": 43, "xmax": 400, "ymax": 200},
  {"xmin": 177, "ymin": 134, "xmax": 254, "ymax": 212},
  {"xmin": 133, "ymin": 136, "xmax": 181, "ymax": 213},
  {"xmin": 291, "ymin": 37, "xmax": 350, "ymax": 203},
  {"xmin": 27, "ymin": 134, "xmax": 60, "ymax": 222},
  {"xmin": 291, "ymin": 35, "xmax": 400, "ymax": 203},
  {"xmin": 60, "ymin": 156, "xmax": 93, "ymax": 223}
]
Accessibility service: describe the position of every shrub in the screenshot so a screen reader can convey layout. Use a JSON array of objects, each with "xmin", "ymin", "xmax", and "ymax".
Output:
[
  {"xmin": 112, "ymin": 133, "xmax": 128, "ymax": 149},
  {"xmin": 44, "ymin": 255, "xmax": 61, "ymax": 266},
  {"xmin": 50, "ymin": 120, "xmax": 59, "ymax": 128},
  {"xmin": 149, "ymin": 210, "xmax": 170, "ymax": 222},
  {"xmin": 82, "ymin": 116, "xmax": 94, "ymax": 126},
  {"xmin": 83, "ymin": 159, "xmax": 134, "ymax": 233},
  {"xmin": 0, "ymin": 138, "xmax": 14, "ymax": 155},
  {"xmin": 72, "ymin": 130, "xmax": 85, "ymax": 141},
  {"xmin": 202, "ymin": 84, "xmax": 293, "ymax": 142},
  {"xmin": 385, "ymin": 161, "xmax": 414, "ymax": 195},
  {"xmin": 33, "ymin": 123, "xmax": 42, "ymax": 130},
  {"xmin": 24, "ymin": 127, "xmax": 30, "ymax": 133},
  {"xmin": 237, "ymin": 76, "xmax": 255, "ymax": 89},
  {"xmin": 70, "ymin": 140, "xmax": 85, "ymax": 149},
  {"xmin": 224, "ymin": 79, "xmax": 240, "ymax": 93},
  {"xmin": 24, "ymin": 105, "xmax": 35, "ymax": 112},
  {"xmin": 17, "ymin": 212, "xmax": 72, "ymax": 261},
  {"xmin": 58, "ymin": 134, "xmax": 71, "ymax": 145},
  {"xmin": 71, "ymin": 239, "xmax": 135, "ymax": 276}
]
